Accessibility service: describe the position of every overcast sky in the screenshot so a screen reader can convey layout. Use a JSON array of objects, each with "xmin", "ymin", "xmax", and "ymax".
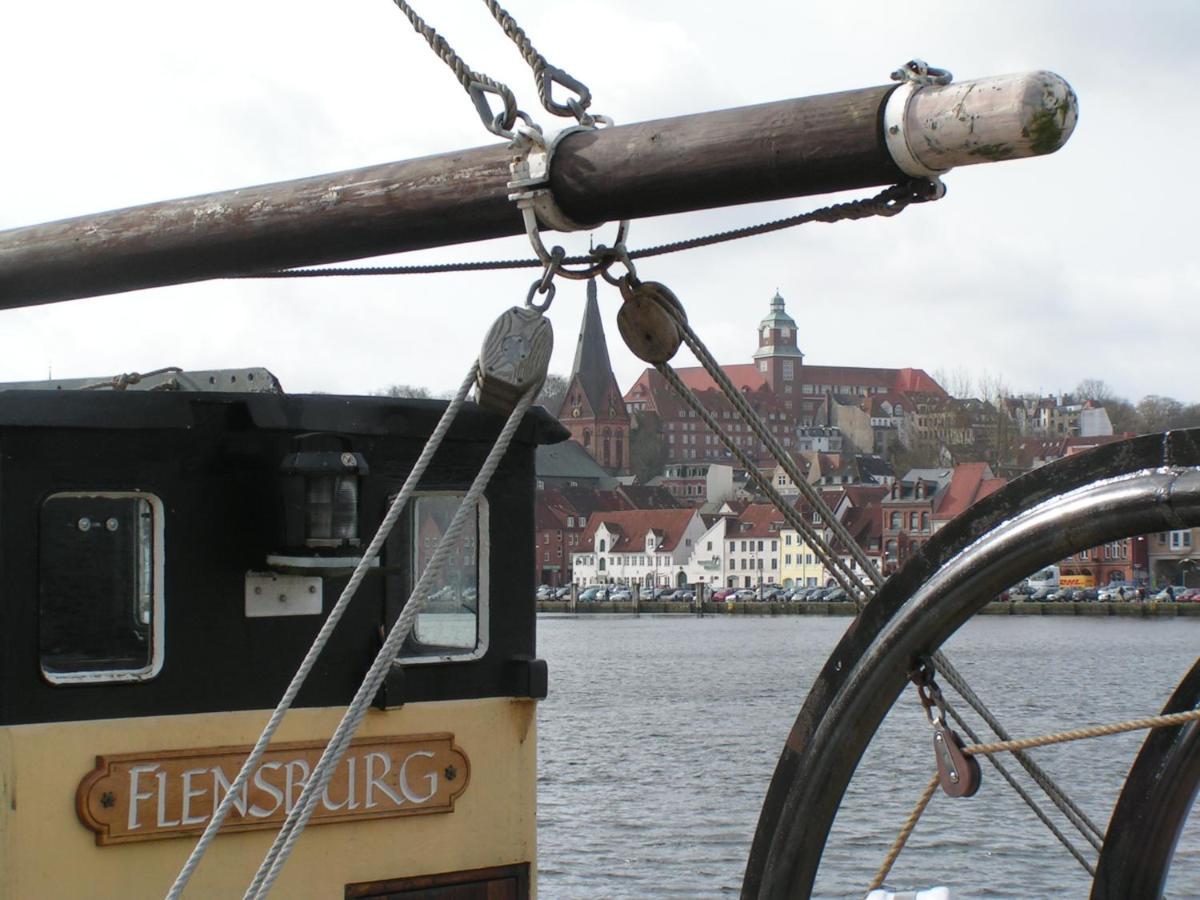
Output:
[{"xmin": 1, "ymin": 1, "xmax": 1195, "ymax": 403}]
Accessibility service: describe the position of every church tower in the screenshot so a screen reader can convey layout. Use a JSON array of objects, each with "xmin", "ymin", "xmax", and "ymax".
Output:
[
  {"xmin": 557, "ymin": 279, "xmax": 631, "ymax": 474},
  {"xmin": 751, "ymin": 291, "xmax": 804, "ymax": 395}
]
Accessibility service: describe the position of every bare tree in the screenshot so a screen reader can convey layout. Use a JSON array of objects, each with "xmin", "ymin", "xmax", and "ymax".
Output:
[
  {"xmin": 1137, "ymin": 395, "xmax": 1184, "ymax": 433},
  {"xmin": 1076, "ymin": 378, "xmax": 1117, "ymax": 404},
  {"xmin": 536, "ymin": 373, "xmax": 569, "ymax": 414},
  {"xmin": 377, "ymin": 384, "xmax": 432, "ymax": 399},
  {"xmin": 933, "ymin": 366, "xmax": 974, "ymax": 399}
]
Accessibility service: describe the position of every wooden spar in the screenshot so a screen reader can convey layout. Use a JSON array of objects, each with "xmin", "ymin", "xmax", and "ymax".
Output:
[{"xmin": 0, "ymin": 71, "xmax": 1076, "ymax": 309}]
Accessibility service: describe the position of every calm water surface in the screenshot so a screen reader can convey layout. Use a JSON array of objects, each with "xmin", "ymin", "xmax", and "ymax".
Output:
[{"xmin": 536, "ymin": 614, "xmax": 1200, "ymax": 898}]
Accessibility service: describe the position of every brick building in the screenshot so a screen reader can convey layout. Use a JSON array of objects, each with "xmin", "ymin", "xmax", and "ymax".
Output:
[{"xmin": 557, "ymin": 279, "xmax": 630, "ymax": 474}]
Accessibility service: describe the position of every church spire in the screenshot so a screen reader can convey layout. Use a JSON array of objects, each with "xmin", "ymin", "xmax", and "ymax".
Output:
[{"xmin": 567, "ymin": 278, "xmax": 618, "ymax": 414}]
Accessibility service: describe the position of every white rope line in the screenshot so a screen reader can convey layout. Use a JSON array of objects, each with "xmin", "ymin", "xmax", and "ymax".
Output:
[
  {"xmin": 164, "ymin": 363, "xmax": 479, "ymax": 900},
  {"xmin": 245, "ymin": 382, "xmax": 539, "ymax": 899}
]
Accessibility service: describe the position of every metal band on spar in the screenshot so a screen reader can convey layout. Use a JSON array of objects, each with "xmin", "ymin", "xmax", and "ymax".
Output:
[{"xmin": 0, "ymin": 71, "xmax": 1076, "ymax": 308}]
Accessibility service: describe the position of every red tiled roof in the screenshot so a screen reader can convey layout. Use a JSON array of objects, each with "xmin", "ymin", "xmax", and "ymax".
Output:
[
  {"xmin": 933, "ymin": 463, "xmax": 1006, "ymax": 521},
  {"xmin": 578, "ymin": 507, "xmax": 700, "ymax": 552},
  {"xmin": 670, "ymin": 364, "xmax": 767, "ymax": 393},
  {"xmin": 729, "ymin": 503, "xmax": 787, "ymax": 539}
]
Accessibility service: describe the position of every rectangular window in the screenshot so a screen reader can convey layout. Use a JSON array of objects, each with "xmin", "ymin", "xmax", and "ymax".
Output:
[
  {"xmin": 785, "ymin": 554, "xmax": 792, "ymax": 565},
  {"xmin": 399, "ymin": 494, "xmax": 485, "ymax": 661},
  {"xmin": 39, "ymin": 492, "xmax": 165, "ymax": 684}
]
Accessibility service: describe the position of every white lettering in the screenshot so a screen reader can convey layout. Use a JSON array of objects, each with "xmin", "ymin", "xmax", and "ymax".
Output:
[
  {"xmin": 180, "ymin": 767, "xmax": 209, "ymax": 826},
  {"xmin": 322, "ymin": 756, "xmax": 358, "ymax": 811},
  {"xmin": 364, "ymin": 752, "xmax": 404, "ymax": 808},
  {"xmin": 212, "ymin": 766, "xmax": 248, "ymax": 818},
  {"xmin": 250, "ymin": 762, "xmax": 284, "ymax": 817},
  {"xmin": 398, "ymin": 751, "xmax": 438, "ymax": 804},
  {"xmin": 156, "ymin": 771, "xmax": 181, "ymax": 827},
  {"xmin": 127, "ymin": 764, "xmax": 159, "ymax": 831},
  {"xmin": 284, "ymin": 759, "xmax": 310, "ymax": 814}
]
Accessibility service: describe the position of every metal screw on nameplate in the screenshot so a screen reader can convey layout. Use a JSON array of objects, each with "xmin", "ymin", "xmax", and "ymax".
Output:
[
  {"xmin": 340, "ymin": 452, "xmax": 356, "ymax": 467},
  {"xmin": 477, "ymin": 306, "xmax": 553, "ymax": 414},
  {"xmin": 105, "ymin": 517, "xmax": 119, "ymax": 531},
  {"xmin": 77, "ymin": 517, "xmax": 92, "ymax": 532},
  {"xmin": 616, "ymin": 279, "xmax": 686, "ymax": 364}
]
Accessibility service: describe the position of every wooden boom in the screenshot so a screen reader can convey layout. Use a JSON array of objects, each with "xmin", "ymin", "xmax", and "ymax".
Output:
[{"xmin": 0, "ymin": 71, "xmax": 1075, "ymax": 308}]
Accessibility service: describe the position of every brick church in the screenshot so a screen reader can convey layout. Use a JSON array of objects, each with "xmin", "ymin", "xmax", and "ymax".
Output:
[{"xmin": 556, "ymin": 279, "xmax": 631, "ymax": 474}]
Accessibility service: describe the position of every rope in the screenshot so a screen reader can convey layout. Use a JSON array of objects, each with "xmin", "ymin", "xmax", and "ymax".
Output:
[
  {"xmin": 649, "ymin": 281, "xmax": 1108, "ymax": 872},
  {"xmin": 866, "ymin": 772, "xmax": 940, "ymax": 893},
  {"xmin": 234, "ymin": 182, "xmax": 937, "ymax": 281},
  {"xmin": 164, "ymin": 364, "xmax": 480, "ymax": 900},
  {"xmin": 655, "ymin": 363, "xmax": 866, "ymax": 601},
  {"xmin": 389, "ymin": 0, "xmax": 519, "ymax": 135},
  {"xmin": 966, "ymin": 708, "xmax": 1200, "ymax": 757},
  {"xmin": 941, "ymin": 700, "xmax": 1098, "ymax": 870},
  {"xmin": 869, "ymin": 707, "xmax": 1200, "ymax": 890},
  {"xmin": 932, "ymin": 654, "xmax": 1106, "ymax": 849},
  {"xmin": 656, "ymin": 304, "xmax": 880, "ymax": 601},
  {"xmin": 245, "ymin": 382, "xmax": 539, "ymax": 899}
]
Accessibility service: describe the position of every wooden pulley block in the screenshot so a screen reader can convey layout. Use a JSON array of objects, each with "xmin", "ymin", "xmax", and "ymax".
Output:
[
  {"xmin": 932, "ymin": 721, "xmax": 981, "ymax": 798},
  {"xmin": 477, "ymin": 306, "xmax": 553, "ymax": 414},
  {"xmin": 616, "ymin": 280, "xmax": 687, "ymax": 365}
]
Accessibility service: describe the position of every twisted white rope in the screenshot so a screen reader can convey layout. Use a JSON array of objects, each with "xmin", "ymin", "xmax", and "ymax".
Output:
[
  {"xmin": 165, "ymin": 364, "xmax": 479, "ymax": 900},
  {"xmin": 245, "ymin": 381, "xmax": 538, "ymax": 899}
]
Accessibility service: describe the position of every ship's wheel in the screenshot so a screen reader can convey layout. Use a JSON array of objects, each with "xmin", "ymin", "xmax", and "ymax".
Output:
[{"xmin": 743, "ymin": 428, "xmax": 1200, "ymax": 898}]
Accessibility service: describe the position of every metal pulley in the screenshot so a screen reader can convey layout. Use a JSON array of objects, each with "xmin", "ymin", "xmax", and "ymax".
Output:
[
  {"xmin": 476, "ymin": 305, "xmax": 553, "ymax": 414},
  {"xmin": 616, "ymin": 277, "xmax": 686, "ymax": 365},
  {"xmin": 915, "ymin": 663, "xmax": 982, "ymax": 798}
]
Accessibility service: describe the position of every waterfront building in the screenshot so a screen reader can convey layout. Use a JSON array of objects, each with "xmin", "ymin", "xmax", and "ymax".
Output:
[
  {"xmin": 571, "ymin": 508, "xmax": 708, "ymax": 588},
  {"xmin": 1147, "ymin": 528, "xmax": 1200, "ymax": 587},
  {"xmin": 722, "ymin": 503, "xmax": 787, "ymax": 590},
  {"xmin": 882, "ymin": 463, "xmax": 1006, "ymax": 574},
  {"xmin": 1057, "ymin": 536, "xmax": 1149, "ymax": 588}
]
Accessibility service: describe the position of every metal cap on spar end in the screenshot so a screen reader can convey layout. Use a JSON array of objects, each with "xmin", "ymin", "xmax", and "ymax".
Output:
[{"xmin": 884, "ymin": 71, "xmax": 1079, "ymax": 177}]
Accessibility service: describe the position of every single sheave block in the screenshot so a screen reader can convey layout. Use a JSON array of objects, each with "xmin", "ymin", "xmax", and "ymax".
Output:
[{"xmin": 477, "ymin": 306, "xmax": 553, "ymax": 414}]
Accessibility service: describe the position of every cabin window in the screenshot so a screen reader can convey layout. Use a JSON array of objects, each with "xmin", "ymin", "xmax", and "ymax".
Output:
[
  {"xmin": 398, "ymin": 494, "xmax": 487, "ymax": 661},
  {"xmin": 39, "ymin": 492, "xmax": 165, "ymax": 684}
]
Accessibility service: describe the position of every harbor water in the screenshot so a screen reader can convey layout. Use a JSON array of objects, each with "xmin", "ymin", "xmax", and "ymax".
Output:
[{"xmin": 536, "ymin": 614, "xmax": 1200, "ymax": 898}]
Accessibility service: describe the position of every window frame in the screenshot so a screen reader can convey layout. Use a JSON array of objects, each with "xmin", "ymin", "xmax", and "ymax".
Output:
[
  {"xmin": 397, "ymin": 493, "xmax": 491, "ymax": 666},
  {"xmin": 40, "ymin": 490, "xmax": 167, "ymax": 686}
]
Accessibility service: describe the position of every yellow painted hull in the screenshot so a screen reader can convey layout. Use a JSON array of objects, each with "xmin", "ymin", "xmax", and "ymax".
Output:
[{"xmin": 0, "ymin": 698, "xmax": 537, "ymax": 898}]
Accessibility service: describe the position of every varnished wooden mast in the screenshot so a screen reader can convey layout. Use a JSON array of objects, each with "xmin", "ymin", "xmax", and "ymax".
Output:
[{"xmin": 0, "ymin": 72, "xmax": 1076, "ymax": 308}]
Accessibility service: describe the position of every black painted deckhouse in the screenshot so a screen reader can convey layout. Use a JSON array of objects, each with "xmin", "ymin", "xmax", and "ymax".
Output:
[{"xmin": 0, "ymin": 370, "xmax": 559, "ymax": 898}]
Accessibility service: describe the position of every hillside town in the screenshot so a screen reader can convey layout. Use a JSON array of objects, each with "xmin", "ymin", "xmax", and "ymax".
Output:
[{"xmin": 533, "ymin": 282, "xmax": 1197, "ymax": 595}]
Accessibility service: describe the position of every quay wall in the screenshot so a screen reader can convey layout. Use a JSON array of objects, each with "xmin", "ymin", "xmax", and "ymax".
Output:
[{"xmin": 537, "ymin": 600, "xmax": 1200, "ymax": 617}]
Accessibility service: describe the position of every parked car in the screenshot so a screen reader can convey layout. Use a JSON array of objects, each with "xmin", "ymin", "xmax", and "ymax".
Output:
[
  {"xmin": 554, "ymin": 586, "xmax": 572, "ymax": 600},
  {"xmin": 1178, "ymin": 588, "xmax": 1200, "ymax": 603},
  {"xmin": 578, "ymin": 586, "xmax": 609, "ymax": 602},
  {"xmin": 674, "ymin": 589, "xmax": 696, "ymax": 601},
  {"xmin": 1030, "ymin": 587, "xmax": 1054, "ymax": 601},
  {"xmin": 712, "ymin": 588, "xmax": 736, "ymax": 601},
  {"xmin": 824, "ymin": 587, "xmax": 848, "ymax": 603},
  {"xmin": 609, "ymin": 588, "xmax": 632, "ymax": 601},
  {"xmin": 536, "ymin": 585, "xmax": 554, "ymax": 600},
  {"xmin": 734, "ymin": 589, "xmax": 757, "ymax": 601}
]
